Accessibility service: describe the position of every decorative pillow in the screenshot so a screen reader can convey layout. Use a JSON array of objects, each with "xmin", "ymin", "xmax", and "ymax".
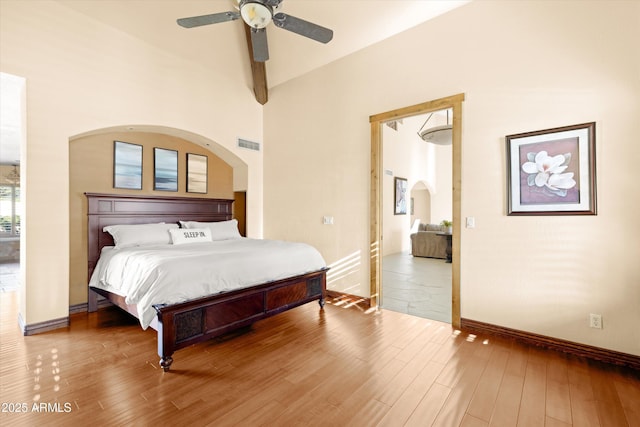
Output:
[
  {"xmin": 103, "ymin": 222, "xmax": 178, "ymax": 248},
  {"xmin": 179, "ymin": 219, "xmax": 241, "ymax": 241},
  {"xmin": 169, "ymin": 228, "xmax": 212, "ymax": 245}
]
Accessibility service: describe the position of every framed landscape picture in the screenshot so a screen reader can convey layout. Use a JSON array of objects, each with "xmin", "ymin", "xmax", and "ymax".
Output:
[
  {"xmin": 186, "ymin": 153, "xmax": 207, "ymax": 194},
  {"xmin": 506, "ymin": 122, "xmax": 596, "ymax": 215},
  {"xmin": 154, "ymin": 148, "xmax": 178, "ymax": 191},
  {"xmin": 113, "ymin": 141, "xmax": 142, "ymax": 190}
]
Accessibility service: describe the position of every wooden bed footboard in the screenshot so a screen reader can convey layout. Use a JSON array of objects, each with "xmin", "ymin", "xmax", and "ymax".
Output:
[
  {"xmin": 152, "ymin": 269, "xmax": 327, "ymax": 371},
  {"xmin": 86, "ymin": 193, "xmax": 328, "ymax": 372}
]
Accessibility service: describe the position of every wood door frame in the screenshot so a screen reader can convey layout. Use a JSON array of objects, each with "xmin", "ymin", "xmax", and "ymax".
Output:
[{"xmin": 369, "ymin": 93, "xmax": 465, "ymax": 327}]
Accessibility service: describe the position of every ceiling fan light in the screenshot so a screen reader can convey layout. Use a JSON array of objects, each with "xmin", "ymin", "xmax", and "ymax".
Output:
[{"xmin": 240, "ymin": 2, "xmax": 272, "ymax": 29}]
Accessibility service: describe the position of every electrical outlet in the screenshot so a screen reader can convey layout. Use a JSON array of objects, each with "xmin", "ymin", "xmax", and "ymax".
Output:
[{"xmin": 589, "ymin": 313, "xmax": 602, "ymax": 329}]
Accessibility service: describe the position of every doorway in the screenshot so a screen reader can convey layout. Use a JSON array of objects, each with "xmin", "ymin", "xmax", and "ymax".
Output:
[
  {"xmin": 380, "ymin": 111, "xmax": 453, "ymax": 322},
  {"xmin": 369, "ymin": 93, "xmax": 464, "ymax": 328},
  {"xmin": 0, "ymin": 72, "xmax": 25, "ymax": 293}
]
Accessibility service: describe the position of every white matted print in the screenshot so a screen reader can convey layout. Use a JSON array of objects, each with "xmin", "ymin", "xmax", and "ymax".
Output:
[{"xmin": 506, "ymin": 122, "xmax": 596, "ymax": 215}]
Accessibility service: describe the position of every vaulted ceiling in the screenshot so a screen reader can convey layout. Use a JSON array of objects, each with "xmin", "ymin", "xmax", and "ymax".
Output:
[
  {"xmin": 56, "ymin": 0, "xmax": 469, "ymax": 104},
  {"xmin": 1, "ymin": 1, "xmax": 470, "ymax": 165}
]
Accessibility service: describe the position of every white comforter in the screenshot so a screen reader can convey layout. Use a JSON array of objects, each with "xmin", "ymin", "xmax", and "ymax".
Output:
[{"xmin": 89, "ymin": 238, "xmax": 326, "ymax": 329}]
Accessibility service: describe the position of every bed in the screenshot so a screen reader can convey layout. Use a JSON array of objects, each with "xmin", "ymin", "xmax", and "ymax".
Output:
[{"xmin": 86, "ymin": 193, "xmax": 328, "ymax": 371}]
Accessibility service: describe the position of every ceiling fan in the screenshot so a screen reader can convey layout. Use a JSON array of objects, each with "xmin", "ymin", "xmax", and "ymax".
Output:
[{"xmin": 177, "ymin": 0, "xmax": 333, "ymax": 63}]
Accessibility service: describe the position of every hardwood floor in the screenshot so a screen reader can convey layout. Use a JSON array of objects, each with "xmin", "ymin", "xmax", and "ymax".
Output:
[{"xmin": 1, "ymin": 291, "xmax": 639, "ymax": 426}]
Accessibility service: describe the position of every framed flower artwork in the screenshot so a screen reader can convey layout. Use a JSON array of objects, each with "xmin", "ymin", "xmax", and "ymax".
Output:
[{"xmin": 506, "ymin": 122, "xmax": 596, "ymax": 215}]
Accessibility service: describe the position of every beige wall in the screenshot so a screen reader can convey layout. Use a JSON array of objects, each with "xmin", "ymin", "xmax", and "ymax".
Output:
[
  {"xmin": 0, "ymin": 1, "xmax": 264, "ymax": 327},
  {"xmin": 265, "ymin": 1, "xmax": 640, "ymax": 356},
  {"xmin": 68, "ymin": 131, "xmax": 233, "ymax": 305},
  {"xmin": 429, "ymin": 144, "xmax": 452, "ymax": 225}
]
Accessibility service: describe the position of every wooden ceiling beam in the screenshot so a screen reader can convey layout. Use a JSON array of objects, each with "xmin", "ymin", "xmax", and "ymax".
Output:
[{"xmin": 243, "ymin": 24, "xmax": 268, "ymax": 105}]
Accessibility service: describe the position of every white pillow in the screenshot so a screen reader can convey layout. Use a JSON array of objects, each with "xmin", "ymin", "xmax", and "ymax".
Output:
[
  {"xmin": 169, "ymin": 228, "xmax": 212, "ymax": 245},
  {"xmin": 179, "ymin": 219, "xmax": 241, "ymax": 241},
  {"xmin": 103, "ymin": 222, "xmax": 178, "ymax": 248}
]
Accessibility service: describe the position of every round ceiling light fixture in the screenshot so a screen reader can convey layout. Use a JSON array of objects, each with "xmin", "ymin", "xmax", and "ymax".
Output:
[
  {"xmin": 419, "ymin": 125, "xmax": 453, "ymax": 145},
  {"xmin": 417, "ymin": 109, "xmax": 453, "ymax": 145},
  {"xmin": 240, "ymin": 1, "xmax": 273, "ymax": 29}
]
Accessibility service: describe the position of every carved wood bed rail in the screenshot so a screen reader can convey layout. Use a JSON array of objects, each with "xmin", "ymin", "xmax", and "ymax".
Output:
[{"xmin": 86, "ymin": 193, "xmax": 327, "ymax": 371}]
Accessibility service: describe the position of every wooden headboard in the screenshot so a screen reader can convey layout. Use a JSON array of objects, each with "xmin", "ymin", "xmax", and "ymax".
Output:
[{"xmin": 86, "ymin": 193, "xmax": 234, "ymax": 278}]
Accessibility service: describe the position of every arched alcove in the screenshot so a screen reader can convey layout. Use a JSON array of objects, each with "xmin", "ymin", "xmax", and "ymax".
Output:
[
  {"xmin": 68, "ymin": 125, "xmax": 248, "ymax": 306},
  {"xmin": 410, "ymin": 180, "xmax": 434, "ymax": 225},
  {"xmin": 70, "ymin": 125, "xmax": 248, "ymax": 190}
]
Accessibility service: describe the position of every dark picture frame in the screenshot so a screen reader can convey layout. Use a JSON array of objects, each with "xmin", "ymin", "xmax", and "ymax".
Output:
[
  {"xmin": 153, "ymin": 148, "xmax": 178, "ymax": 192},
  {"xmin": 506, "ymin": 122, "xmax": 596, "ymax": 215},
  {"xmin": 394, "ymin": 177, "xmax": 408, "ymax": 215},
  {"xmin": 186, "ymin": 153, "xmax": 207, "ymax": 194},
  {"xmin": 113, "ymin": 141, "xmax": 142, "ymax": 190}
]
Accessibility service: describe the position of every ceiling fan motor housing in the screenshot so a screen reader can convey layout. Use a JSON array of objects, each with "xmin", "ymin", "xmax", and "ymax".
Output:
[{"xmin": 239, "ymin": 1, "xmax": 276, "ymax": 29}]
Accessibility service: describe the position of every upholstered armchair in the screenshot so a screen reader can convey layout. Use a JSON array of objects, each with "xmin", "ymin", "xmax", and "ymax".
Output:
[{"xmin": 410, "ymin": 223, "xmax": 448, "ymax": 259}]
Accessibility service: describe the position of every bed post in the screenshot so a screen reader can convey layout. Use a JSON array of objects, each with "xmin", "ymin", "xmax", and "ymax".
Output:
[
  {"xmin": 160, "ymin": 356, "xmax": 174, "ymax": 372},
  {"xmin": 88, "ymin": 288, "xmax": 99, "ymax": 312},
  {"xmin": 318, "ymin": 271, "xmax": 327, "ymax": 308},
  {"xmin": 157, "ymin": 323, "xmax": 174, "ymax": 372},
  {"xmin": 154, "ymin": 307, "xmax": 175, "ymax": 372}
]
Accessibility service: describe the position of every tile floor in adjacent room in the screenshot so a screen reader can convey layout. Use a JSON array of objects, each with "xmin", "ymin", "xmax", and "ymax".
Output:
[{"xmin": 381, "ymin": 252, "xmax": 452, "ymax": 323}]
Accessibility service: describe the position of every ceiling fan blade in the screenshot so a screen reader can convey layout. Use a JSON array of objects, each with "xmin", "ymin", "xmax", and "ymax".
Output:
[
  {"xmin": 272, "ymin": 12, "xmax": 333, "ymax": 44},
  {"xmin": 177, "ymin": 11, "xmax": 240, "ymax": 28},
  {"xmin": 251, "ymin": 28, "xmax": 269, "ymax": 62}
]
